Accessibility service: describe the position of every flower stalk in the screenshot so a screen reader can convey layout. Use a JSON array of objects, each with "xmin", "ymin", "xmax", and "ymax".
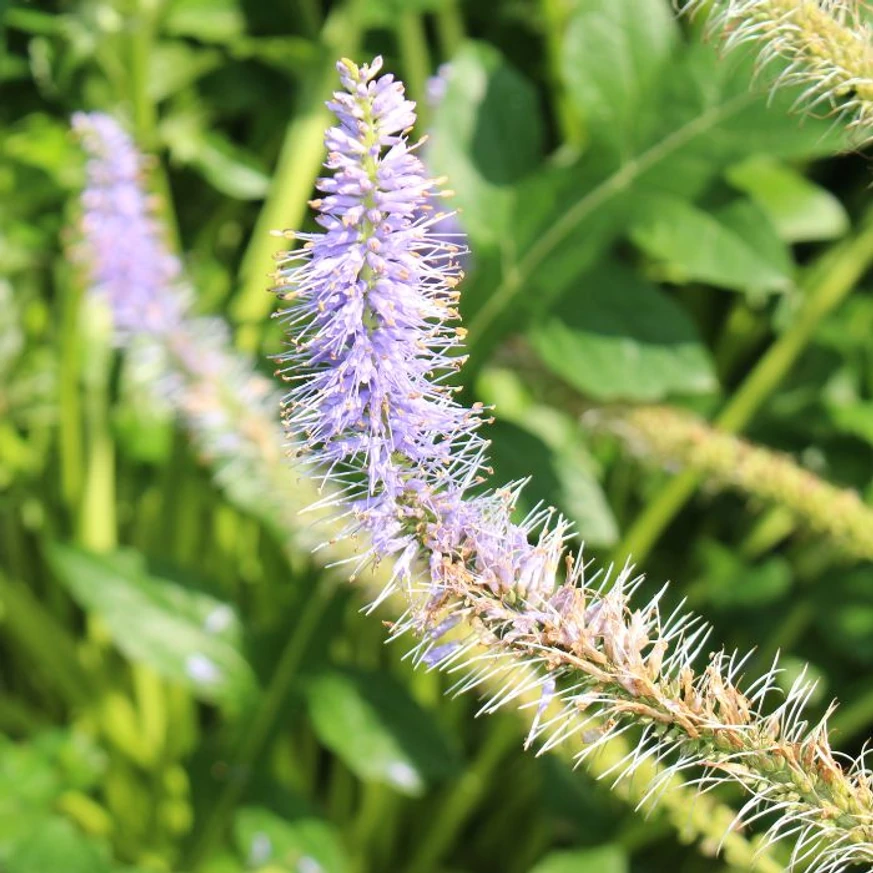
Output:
[
  {"xmin": 592, "ymin": 404, "xmax": 873, "ymax": 563},
  {"xmin": 277, "ymin": 57, "xmax": 873, "ymax": 872}
]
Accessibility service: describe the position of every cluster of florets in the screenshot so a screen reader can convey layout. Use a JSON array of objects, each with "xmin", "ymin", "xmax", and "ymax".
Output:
[
  {"xmin": 275, "ymin": 57, "xmax": 567, "ymax": 605},
  {"xmin": 72, "ymin": 112, "xmax": 185, "ymax": 337},
  {"xmin": 74, "ymin": 112, "xmax": 283, "ymax": 506}
]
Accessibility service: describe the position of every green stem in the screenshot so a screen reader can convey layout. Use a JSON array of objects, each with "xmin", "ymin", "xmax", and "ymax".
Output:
[
  {"xmin": 184, "ymin": 580, "xmax": 337, "ymax": 869},
  {"xmin": 615, "ymin": 208, "xmax": 873, "ymax": 564},
  {"xmin": 402, "ymin": 717, "xmax": 519, "ymax": 873},
  {"xmin": 58, "ymin": 277, "xmax": 84, "ymax": 514},
  {"xmin": 397, "ymin": 11, "xmax": 433, "ymax": 131},
  {"xmin": 436, "ymin": 0, "xmax": 465, "ymax": 56},
  {"xmin": 231, "ymin": 0, "xmax": 365, "ymax": 351},
  {"xmin": 78, "ymin": 316, "xmax": 116, "ymax": 554},
  {"xmin": 297, "ymin": 0, "xmax": 323, "ymax": 36}
]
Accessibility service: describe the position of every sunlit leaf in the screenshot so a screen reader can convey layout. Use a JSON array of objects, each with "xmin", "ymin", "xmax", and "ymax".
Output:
[
  {"xmin": 529, "ymin": 261, "xmax": 717, "ymax": 402},
  {"xmin": 630, "ymin": 194, "xmax": 794, "ymax": 296},
  {"xmin": 48, "ymin": 545, "xmax": 258, "ymax": 709},
  {"xmin": 726, "ymin": 156, "xmax": 850, "ymax": 243},
  {"xmin": 305, "ymin": 669, "xmax": 459, "ymax": 796}
]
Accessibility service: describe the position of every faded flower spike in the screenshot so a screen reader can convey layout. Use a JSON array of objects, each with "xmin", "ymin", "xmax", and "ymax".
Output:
[
  {"xmin": 72, "ymin": 112, "xmax": 185, "ymax": 337},
  {"xmin": 279, "ymin": 58, "xmax": 873, "ymax": 871},
  {"xmin": 73, "ymin": 112, "xmax": 283, "ymax": 511}
]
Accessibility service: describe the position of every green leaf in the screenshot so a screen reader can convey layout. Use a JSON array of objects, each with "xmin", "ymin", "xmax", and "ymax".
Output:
[
  {"xmin": 161, "ymin": 113, "xmax": 270, "ymax": 200},
  {"xmin": 235, "ymin": 805, "xmax": 350, "ymax": 873},
  {"xmin": 529, "ymin": 261, "xmax": 717, "ymax": 402},
  {"xmin": 426, "ymin": 42, "xmax": 544, "ymax": 248},
  {"xmin": 529, "ymin": 846, "xmax": 628, "ymax": 873},
  {"xmin": 48, "ymin": 545, "xmax": 258, "ymax": 709},
  {"xmin": 7, "ymin": 817, "xmax": 111, "ymax": 873},
  {"xmin": 726, "ymin": 156, "xmax": 850, "ymax": 243},
  {"xmin": 630, "ymin": 194, "xmax": 794, "ymax": 296},
  {"xmin": 147, "ymin": 42, "xmax": 222, "ymax": 102},
  {"xmin": 305, "ymin": 669, "xmax": 459, "ymax": 796},
  {"xmin": 227, "ymin": 36, "xmax": 315, "ymax": 76},
  {"xmin": 0, "ymin": 736, "xmax": 60, "ymax": 859},
  {"xmin": 191, "ymin": 132, "xmax": 271, "ymax": 200},
  {"xmin": 561, "ymin": 0, "xmax": 678, "ymax": 154},
  {"xmin": 4, "ymin": 114, "xmax": 81, "ymax": 188}
]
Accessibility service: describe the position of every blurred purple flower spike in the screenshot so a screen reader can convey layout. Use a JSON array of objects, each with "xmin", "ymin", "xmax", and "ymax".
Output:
[{"xmin": 72, "ymin": 112, "xmax": 185, "ymax": 338}]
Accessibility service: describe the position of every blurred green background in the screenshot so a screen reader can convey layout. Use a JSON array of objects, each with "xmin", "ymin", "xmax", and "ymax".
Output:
[{"xmin": 3, "ymin": 0, "xmax": 873, "ymax": 871}]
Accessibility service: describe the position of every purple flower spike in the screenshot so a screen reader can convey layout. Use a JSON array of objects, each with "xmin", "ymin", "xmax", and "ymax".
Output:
[
  {"xmin": 275, "ymin": 57, "xmax": 486, "ymax": 512},
  {"xmin": 277, "ymin": 56, "xmax": 574, "ymax": 617},
  {"xmin": 72, "ymin": 112, "xmax": 184, "ymax": 337}
]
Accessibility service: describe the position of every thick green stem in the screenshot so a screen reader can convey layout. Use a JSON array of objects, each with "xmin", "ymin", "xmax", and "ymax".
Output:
[
  {"xmin": 615, "ymin": 208, "xmax": 873, "ymax": 564},
  {"xmin": 129, "ymin": 0, "xmax": 181, "ymax": 250},
  {"xmin": 58, "ymin": 278, "xmax": 84, "ymax": 513},
  {"xmin": 231, "ymin": 0, "xmax": 365, "ymax": 351},
  {"xmin": 436, "ymin": 0, "xmax": 465, "ymax": 57},
  {"xmin": 78, "ymin": 312, "xmax": 116, "ymax": 554}
]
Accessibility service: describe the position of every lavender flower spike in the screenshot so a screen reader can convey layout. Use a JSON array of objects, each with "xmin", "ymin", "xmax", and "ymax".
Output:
[
  {"xmin": 72, "ymin": 112, "xmax": 184, "ymax": 337},
  {"xmin": 275, "ymin": 57, "xmax": 486, "ymax": 513}
]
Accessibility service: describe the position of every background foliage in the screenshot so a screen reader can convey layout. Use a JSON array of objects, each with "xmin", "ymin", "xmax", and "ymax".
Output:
[{"xmin": 3, "ymin": 0, "xmax": 873, "ymax": 871}]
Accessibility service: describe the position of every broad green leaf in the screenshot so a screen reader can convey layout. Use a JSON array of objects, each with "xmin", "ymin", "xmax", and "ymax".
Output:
[
  {"xmin": 48, "ymin": 545, "xmax": 258, "ymax": 708},
  {"xmin": 826, "ymin": 400, "xmax": 873, "ymax": 445},
  {"xmin": 486, "ymin": 421, "xmax": 617, "ymax": 546},
  {"xmin": 529, "ymin": 262, "xmax": 717, "ymax": 402},
  {"xmin": 630, "ymin": 194, "xmax": 793, "ymax": 296},
  {"xmin": 7, "ymin": 817, "xmax": 111, "ymax": 873},
  {"xmin": 235, "ymin": 805, "xmax": 350, "ymax": 873},
  {"xmin": 305, "ymin": 669, "xmax": 459, "ymax": 796},
  {"xmin": 4, "ymin": 114, "xmax": 81, "ymax": 188},
  {"xmin": 426, "ymin": 42, "xmax": 544, "ymax": 248},
  {"xmin": 726, "ymin": 156, "xmax": 850, "ymax": 243},
  {"xmin": 561, "ymin": 0, "xmax": 678, "ymax": 155},
  {"xmin": 227, "ymin": 36, "xmax": 315, "ymax": 76},
  {"xmin": 529, "ymin": 846, "xmax": 628, "ymax": 873},
  {"xmin": 0, "ymin": 735, "xmax": 61, "ymax": 859}
]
